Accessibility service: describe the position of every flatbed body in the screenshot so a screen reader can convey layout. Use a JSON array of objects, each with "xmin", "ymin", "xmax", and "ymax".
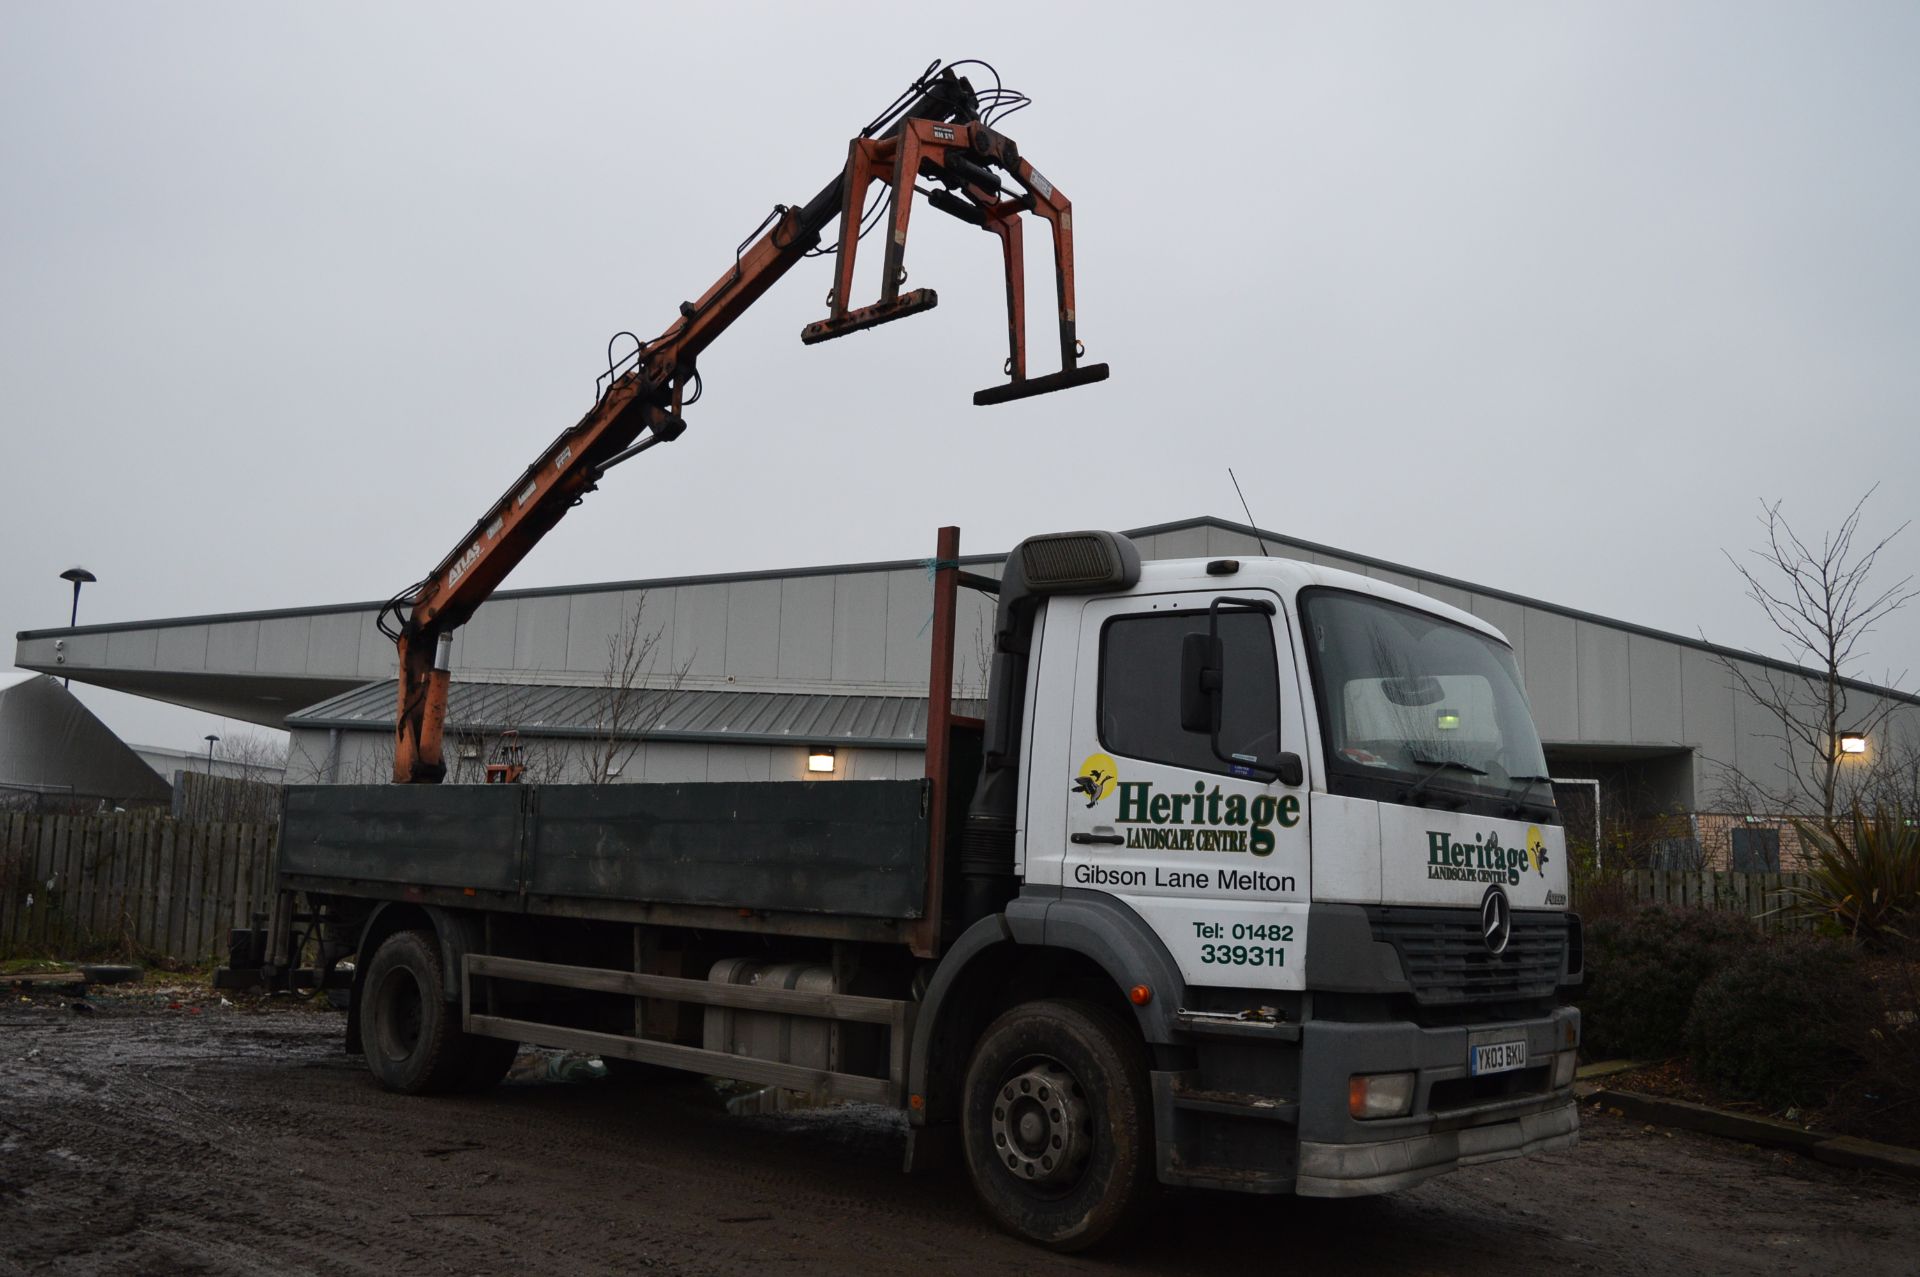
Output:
[{"xmin": 279, "ymin": 777, "xmax": 947, "ymax": 944}]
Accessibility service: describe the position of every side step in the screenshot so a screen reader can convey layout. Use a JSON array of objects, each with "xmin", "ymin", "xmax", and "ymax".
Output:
[
  {"xmin": 801, "ymin": 289, "xmax": 939, "ymax": 344},
  {"xmin": 1166, "ymin": 1077, "xmax": 1300, "ymax": 1124}
]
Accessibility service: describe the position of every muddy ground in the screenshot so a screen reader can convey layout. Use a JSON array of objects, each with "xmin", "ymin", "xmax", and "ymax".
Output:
[{"xmin": 3, "ymin": 986, "xmax": 1916, "ymax": 1276}]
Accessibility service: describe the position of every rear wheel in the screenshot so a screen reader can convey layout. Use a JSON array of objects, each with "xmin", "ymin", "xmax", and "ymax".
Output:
[
  {"xmin": 960, "ymin": 998, "xmax": 1153, "ymax": 1251},
  {"xmin": 361, "ymin": 929, "xmax": 515, "ymax": 1094}
]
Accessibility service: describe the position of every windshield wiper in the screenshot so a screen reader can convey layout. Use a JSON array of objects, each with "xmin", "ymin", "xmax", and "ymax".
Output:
[
  {"xmin": 1402, "ymin": 756, "xmax": 1487, "ymax": 805},
  {"xmin": 1500, "ymin": 774, "xmax": 1558, "ymax": 816}
]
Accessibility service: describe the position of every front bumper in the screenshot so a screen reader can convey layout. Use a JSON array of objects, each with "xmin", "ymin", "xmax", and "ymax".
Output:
[
  {"xmin": 1293, "ymin": 1004, "xmax": 1581, "ymax": 1196},
  {"xmin": 1298, "ymin": 1095, "xmax": 1578, "ymax": 1195}
]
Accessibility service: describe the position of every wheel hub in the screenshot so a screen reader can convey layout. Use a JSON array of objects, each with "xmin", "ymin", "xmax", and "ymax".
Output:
[{"xmin": 990, "ymin": 1061, "xmax": 1090, "ymax": 1185}]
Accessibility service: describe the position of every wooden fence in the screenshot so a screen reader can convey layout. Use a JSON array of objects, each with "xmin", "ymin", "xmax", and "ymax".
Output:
[
  {"xmin": 1620, "ymin": 869, "xmax": 1815, "ymax": 929},
  {"xmin": 0, "ymin": 812, "xmax": 278, "ymax": 963}
]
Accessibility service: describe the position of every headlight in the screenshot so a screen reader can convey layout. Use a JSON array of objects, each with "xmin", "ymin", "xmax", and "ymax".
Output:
[
  {"xmin": 1552, "ymin": 1050, "xmax": 1577, "ymax": 1089},
  {"xmin": 1349, "ymin": 1072, "xmax": 1417, "ymax": 1119}
]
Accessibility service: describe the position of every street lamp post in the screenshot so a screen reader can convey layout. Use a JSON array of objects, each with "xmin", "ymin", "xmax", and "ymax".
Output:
[
  {"xmin": 205, "ymin": 734, "xmax": 220, "ymax": 774},
  {"xmin": 57, "ymin": 567, "xmax": 96, "ymax": 687}
]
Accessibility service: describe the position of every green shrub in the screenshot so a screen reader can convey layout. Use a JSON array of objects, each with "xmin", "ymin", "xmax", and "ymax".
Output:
[
  {"xmin": 1683, "ymin": 936, "xmax": 1868, "ymax": 1110},
  {"xmin": 1791, "ymin": 806, "xmax": 1920, "ymax": 950},
  {"xmin": 1578, "ymin": 906, "xmax": 1761, "ymax": 1060}
]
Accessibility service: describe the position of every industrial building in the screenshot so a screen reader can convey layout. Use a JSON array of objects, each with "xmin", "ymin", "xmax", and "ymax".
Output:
[{"xmin": 15, "ymin": 516, "xmax": 1918, "ymax": 865}]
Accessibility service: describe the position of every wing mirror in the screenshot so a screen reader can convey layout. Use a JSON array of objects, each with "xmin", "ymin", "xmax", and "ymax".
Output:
[{"xmin": 1181, "ymin": 597, "xmax": 1304, "ymax": 787}]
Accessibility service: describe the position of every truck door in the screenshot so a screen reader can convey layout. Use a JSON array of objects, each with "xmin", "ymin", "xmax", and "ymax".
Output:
[{"xmin": 1060, "ymin": 590, "xmax": 1311, "ymax": 991}]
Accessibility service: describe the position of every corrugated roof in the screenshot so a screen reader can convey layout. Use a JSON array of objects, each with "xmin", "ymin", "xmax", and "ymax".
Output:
[{"xmin": 288, "ymin": 680, "xmax": 983, "ymax": 749}]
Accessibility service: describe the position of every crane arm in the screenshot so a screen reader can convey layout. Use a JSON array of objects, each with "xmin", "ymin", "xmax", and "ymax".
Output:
[{"xmin": 383, "ymin": 62, "xmax": 1105, "ymax": 783}]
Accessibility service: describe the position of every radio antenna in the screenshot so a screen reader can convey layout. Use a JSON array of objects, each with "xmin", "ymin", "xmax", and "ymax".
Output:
[{"xmin": 1227, "ymin": 468, "xmax": 1271, "ymax": 555}]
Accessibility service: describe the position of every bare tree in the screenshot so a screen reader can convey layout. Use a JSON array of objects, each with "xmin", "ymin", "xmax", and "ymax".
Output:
[
  {"xmin": 219, "ymin": 731, "xmax": 289, "ymax": 781},
  {"xmin": 444, "ymin": 683, "xmax": 570, "ymax": 785},
  {"xmin": 175, "ymin": 730, "xmax": 289, "ymax": 821},
  {"xmin": 1711, "ymin": 489, "xmax": 1916, "ymax": 835},
  {"xmin": 584, "ymin": 596, "xmax": 686, "ymax": 785}
]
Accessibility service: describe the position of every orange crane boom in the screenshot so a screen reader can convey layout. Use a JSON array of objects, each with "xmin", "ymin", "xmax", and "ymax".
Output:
[{"xmin": 379, "ymin": 60, "xmax": 1108, "ymax": 783}]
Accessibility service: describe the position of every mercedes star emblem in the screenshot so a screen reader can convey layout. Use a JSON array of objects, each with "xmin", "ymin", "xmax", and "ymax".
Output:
[{"xmin": 1480, "ymin": 885, "xmax": 1512, "ymax": 955}]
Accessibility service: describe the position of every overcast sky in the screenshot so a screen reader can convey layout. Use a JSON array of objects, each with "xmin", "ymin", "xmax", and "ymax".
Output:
[{"xmin": 4, "ymin": 1, "xmax": 1917, "ymax": 751}]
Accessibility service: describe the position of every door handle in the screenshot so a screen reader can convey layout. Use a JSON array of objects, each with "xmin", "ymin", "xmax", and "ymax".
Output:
[{"xmin": 1070, "ymin": 832, "xmax": 1125, "ymax": 846}]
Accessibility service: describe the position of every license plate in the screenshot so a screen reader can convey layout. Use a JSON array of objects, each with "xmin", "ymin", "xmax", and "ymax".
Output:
[{"xmin": 1470, "ymin": 1040, "xmax": 1527, "ymax": 1076}]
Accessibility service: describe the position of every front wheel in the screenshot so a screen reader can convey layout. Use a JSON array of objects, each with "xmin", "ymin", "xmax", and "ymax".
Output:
[{"xmin": 960, "ymin": 998, "xmax": 1153, "ymax": 1251}]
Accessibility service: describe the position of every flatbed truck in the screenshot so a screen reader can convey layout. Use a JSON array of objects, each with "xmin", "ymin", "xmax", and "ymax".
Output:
[{"xmin": 243, "ymin": 527, "xmax": 1582, "ymax": 1250}]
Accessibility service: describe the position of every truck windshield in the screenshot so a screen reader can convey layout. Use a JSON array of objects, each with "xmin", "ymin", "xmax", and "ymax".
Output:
[{"xmin": 1298, "ymin": 589, "xmax": 1551, "ymax": 810}]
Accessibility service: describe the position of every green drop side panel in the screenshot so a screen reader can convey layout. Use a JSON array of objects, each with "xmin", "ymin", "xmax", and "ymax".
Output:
[
  {"xmin": 280, "ymin": 784, "xmax": 525, "ymax": 893},
  {"xmin": 279, "ymin": 780, "xmax": 931, "ymax": 920},
  {"xmin": 531, "ymin": 780, "xmax": 929, "ymax": 919}
]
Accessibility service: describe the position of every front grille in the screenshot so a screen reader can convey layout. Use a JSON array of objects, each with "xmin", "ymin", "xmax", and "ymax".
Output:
[{"xmin": 1368, "ymin": 907, "xmax": 1567, "ymax": 1005}]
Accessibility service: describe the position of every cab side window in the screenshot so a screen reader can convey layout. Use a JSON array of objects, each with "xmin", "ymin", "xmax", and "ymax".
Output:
[{"xmin": 1099, "ymin": 610, "xmax": 1280, "ymax": 774}]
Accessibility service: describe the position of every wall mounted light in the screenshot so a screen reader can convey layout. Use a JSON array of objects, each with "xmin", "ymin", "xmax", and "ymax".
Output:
[
  {"xmin": 807, "ymin": 747, "xmax": 837, "ymax": 774},
  {"xmin": 1838, "ymin": 731, "xmax": 1868, "ymax": 757}
]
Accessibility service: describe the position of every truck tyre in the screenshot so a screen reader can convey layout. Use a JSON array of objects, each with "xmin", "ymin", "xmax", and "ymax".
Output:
[
  {"xmin": 454, "ymin": 1035, "xmax": 520, "ymax": 1094},
  {"xmin": 960, "ymin": 998, "xmax": 1153, "ymax": 1252},
  {"xmin": 361, "ymin": 929, "xmax": 508, "ymax": 1095}
]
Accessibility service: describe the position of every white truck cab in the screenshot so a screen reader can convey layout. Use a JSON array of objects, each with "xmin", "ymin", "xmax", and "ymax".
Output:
[{"xmin": 944, "ymin": 538, "xmax": 1581, "ymax": 1212}]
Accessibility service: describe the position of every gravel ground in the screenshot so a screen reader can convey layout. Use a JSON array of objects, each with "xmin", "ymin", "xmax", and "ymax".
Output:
[{"xmin": 2, "ymin": 985, "xmax": 1917, "ymax": 1276}]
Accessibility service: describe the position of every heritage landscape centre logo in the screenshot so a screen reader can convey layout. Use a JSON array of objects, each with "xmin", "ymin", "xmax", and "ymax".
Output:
[
  {"xmin": 1072, "ymin": 754, "xmax": 1299, "ymax": 856},
  {"xmin": 1424, "ymin": 826, "xmax": 1550, "ymax": 885}
]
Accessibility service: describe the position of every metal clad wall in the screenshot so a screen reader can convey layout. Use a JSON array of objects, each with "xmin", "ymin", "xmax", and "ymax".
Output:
[
  {"xmin": 1680, "ymin": 648, "xmax": 1737, "ymax": 761},
  {"xmin": 256, "ymin": 616, "xmax": 308, "ymax": 672},
  {"xmin": 1469, "ymin": 594, "xmax": 1528, "ymax": 670},
  {"xmin": 25, "ymin": 517, "xmax": 1920, "ymax": 817},
  {"xmin": 724, "ymin": 577, "xmax": 782, "ymax": 678},
  {"xmin": 1311, "ymin": 552, "xmax": 1375, "ymax": 576},
  {"xmin": 1522, "ymin": 610, "xmax": 1578, "ymax": 741},
  {"xmin": 1419, "ymin": 581, "xmax": 1474, "ymax": 614},
  {"xmin": 354, "ymin": 611, "xmax": 394, "ymax": 679},
  {"xmin": 565, "ymin": 588, "xmax": 648, "ymax": 672},
  {"xmin": 460, "ymin": 599, "xmax": 519, "ymax": 669},
  {"xmin": 1576, "ymin": 620, "xmax": 1632, "ymax": 741},
  {"xmin": 881, "ymin": 568, "xmax": 930, "ymax": 685},
  {"xmin": 707, "ymin": 744, "xmax": 773, "ymax": 781},
  {"xmin": 206, "ymin": 621, "xmax": 261, "ymax": 672},
  {"xmin": 777, "ymin": 575, "xmax": 835, "ymax": 681},
  {"xmin": 514, "ymin": 596, "xmax": 571, "ymax": 671},
  {"xmin": 307, "ymin": 612, "xmax": 364, "ymax": 677},
  {"xmin": 155, "ymin": 624, "xmax": 208, "ymax": 672},
  {"xmin": 1368, "ymin": 566, "xmax": 1421, "ymax": 592},
  {"xmin": 673, "ymin": 582, "xmax": 728, "ymax": 678},
  {"xmin": 1628, "ymin": 634, "xmax": 1685, "ymax": 744},
  {"xmin": 1733, "ymin": 676, "xmax": 1788, "ymax": 794},
  {"xmin": 106, "ymin": 625, "xmax": 159, "ymax": 669},
  {"xmin": 1151, "ymin": 526, "xmax": 1209, "ymax": 561},
  {"xmin": 832, "ymin": 571, "xmax": 889, "ymax": 683}
]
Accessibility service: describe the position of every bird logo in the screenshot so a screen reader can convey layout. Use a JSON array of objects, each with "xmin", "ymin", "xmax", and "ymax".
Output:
[
  {"xmin": 1526, "ymin": 825, "xmax": 1551, "ymax": 876},
  {"xmin": 1071, "ymin": 754, "xmax": 1118, "ymax": 808}
]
